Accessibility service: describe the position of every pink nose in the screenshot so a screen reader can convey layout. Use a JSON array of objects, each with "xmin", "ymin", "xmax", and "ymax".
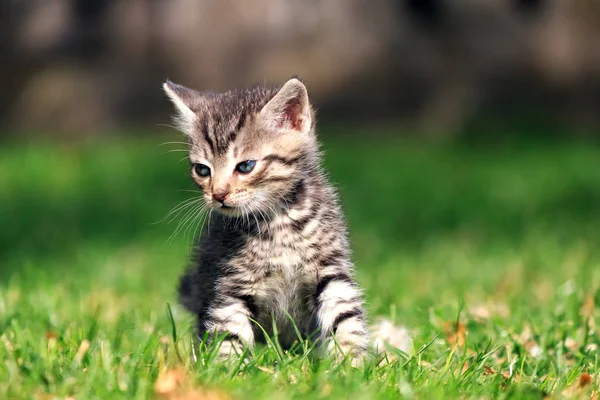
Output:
[{"xmin": 213, "ymin": 192, "xmax": 229, "ymax": 203}]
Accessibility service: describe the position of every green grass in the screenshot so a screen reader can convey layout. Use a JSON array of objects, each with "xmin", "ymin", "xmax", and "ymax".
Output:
[{"xmin": 1, "ymin": 133, "xmax": 600, "ymax": 399}]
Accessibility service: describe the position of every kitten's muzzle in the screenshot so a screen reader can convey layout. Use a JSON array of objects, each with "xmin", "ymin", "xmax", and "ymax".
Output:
[
  {"xmin": 213, "ymin": 192, "xmax": 236, "ymax": 210},
  {"xmin": 213, "ymin": 192, "xmax": 229, "ymax": 204}
]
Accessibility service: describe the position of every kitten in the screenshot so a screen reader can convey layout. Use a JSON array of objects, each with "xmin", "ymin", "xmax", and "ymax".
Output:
[{"xmin": 163, "ymin": 78, "xmax": 368, "ymax": 362}]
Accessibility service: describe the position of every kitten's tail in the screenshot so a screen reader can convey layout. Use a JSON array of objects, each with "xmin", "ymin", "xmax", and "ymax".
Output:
[{"xmin": 370, "ymin": 318, "xmax": 412, "ymax": 357}]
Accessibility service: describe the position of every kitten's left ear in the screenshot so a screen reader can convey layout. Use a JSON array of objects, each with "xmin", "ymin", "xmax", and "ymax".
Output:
[
  {"xmin": 163, "ymin": 79, "xmax": 205, "ymax": 134},
  {"xmin": 260, "ymin": 78, "xmax": 312, "ymax": 134}
]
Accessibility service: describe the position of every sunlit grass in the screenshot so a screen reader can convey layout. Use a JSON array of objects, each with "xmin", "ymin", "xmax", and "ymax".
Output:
[{"xmin": 1, "ymin": 134, "xmax": 599, "ymax": 398}]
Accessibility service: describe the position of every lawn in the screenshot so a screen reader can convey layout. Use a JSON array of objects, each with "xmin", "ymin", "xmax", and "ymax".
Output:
[{"xmin": 1, "ymin": 132, "xmax": 599, "ymax": 399}]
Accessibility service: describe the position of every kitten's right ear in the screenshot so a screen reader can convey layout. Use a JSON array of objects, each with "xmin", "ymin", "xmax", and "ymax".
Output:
[
  {"xmin": 162, "ymin": 80, "xmax": 204, "ymax": 134},
  {"xmin": 260, "ymin": 78, "xmax": 312, "ymax": 134}
]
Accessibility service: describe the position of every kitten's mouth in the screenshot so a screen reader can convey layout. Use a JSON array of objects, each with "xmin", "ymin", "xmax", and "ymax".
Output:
[{"xmin": 217, "ymin": 204, "xmax": 237, "ymax": 214}]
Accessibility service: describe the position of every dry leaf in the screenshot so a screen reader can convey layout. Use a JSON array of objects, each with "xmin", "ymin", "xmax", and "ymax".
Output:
[
  {"xmin": 34, "ymin": 391, "xmax": 54, "ymax": 400},
  {"xmin": 256, "ymin": 365, "xmax": 275, "ymax": 374},
  {"xmin": 469, "ymin": 305, "xmax": 491, "ymax": 322},
  {"xmin": 159, "ymin": 336, "xmax": 170, "ymax": 345},
  {"xmin": 320, "ymin": 382, "xmax": 332, "ymax": 397},
  {"xmin": 519, "ymin": 325, "xmax": 533, "ymax": 342},
  {"xmin": 579, "ymin": 373, "xmax": 593, "ymax": 387},
  {"xmin": 580, "ymin": 295, "xmax": 595, "ymax": 318},
  {"xmin": 461, "ymin": 361, "xmax": 469, "ymax": 376},
  {"xmin": 525, "ymin": 340, "xmax": 542, "ymax": 358},
  {"xmin": 562, "ymin": 372, "xmax": 594, "ymax": 397},
  {"xmin": 154, "ymin": 368, "xmax": 187, "ymax": 396},
  {"xmin": 444, "ymin": 321, "xmax": 466, "ymax": 347},
  {"xmin": 154, "ymin": 367, "xmax": 231, "ymax": 400},
  {"xmin": 586, "ymin": 344, "xmax": 598, "ymax": 353},
  {"xmin": 482, "ymin": 366, "xmax": 495, "ymax": 376},
  {"xmin": 73, "ymin": 340, "xmax": 90, "ymax": 364},
  {"xmin": 469, "ymin": 303, "xmax": 510, "ymax": 322},
  {"xmin": 565, "ymin": 338, "xmax": 578, "ymax": 352}
]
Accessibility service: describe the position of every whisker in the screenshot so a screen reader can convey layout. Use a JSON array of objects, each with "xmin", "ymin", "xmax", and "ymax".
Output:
[
  {"xmin": 164, "ymin": 197, "xmax": 202, "ymax": 220},
  {"xmin": 157, "ymin": 140, "xmax": 190, "ymax": 147},
  {"xmin": 154, "ymin": 197, "xmax": 202, "ymax": 225},
  {"xmin": 186, "ymin": 203, "xmax": 210, "ymax": 241},
  {"xmin": 191, "ymin": 206, "xmax": 210, "ymax": 242},
  {"xmin": 179, "ymin": 202, "xmax": 206, "ymax": 237},
  {"xmin": 207, "ymin": 209, "xmax": 214, "ymax": 236},
  {"xmin": 168, "ymin": 201, "xmax": 205, "ymax": 243}
]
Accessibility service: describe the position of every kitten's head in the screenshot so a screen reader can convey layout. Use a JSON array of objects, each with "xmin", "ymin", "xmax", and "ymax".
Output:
[{"xmin": 163, "ymin": 78, "xmax": 317, "ymax": 217}]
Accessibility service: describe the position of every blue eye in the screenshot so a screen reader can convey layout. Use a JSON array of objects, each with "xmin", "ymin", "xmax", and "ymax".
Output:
[
  {"xmin": 193, "ymin": 163, "xmax": 211, "ymax": 177},
  {"xmin": 236, "ymin": 160, "xmax": 256, "ymax": 174}
]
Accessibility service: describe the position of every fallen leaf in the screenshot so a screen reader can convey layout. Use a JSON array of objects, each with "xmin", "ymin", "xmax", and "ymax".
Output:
[
  {"xmin": 461, "ymin": 361, "xmax": 469, "ymax": 376},
  {"xmin": 73, "ymin": 340, "xmax": 90, "ymax": 364},
  {"xmin": 562, "ymin": 372, "xmax": 594, "ymax": 397},
  {"xmin": 444, "ymin": 321, "xmax": 466, "ymax": 347},
  {"xmin": 34, "ymin": 391, "xmax": 54, "ymax": 400},
  {"xmin": 469, "ymin": 303, "xmax": 510, "ymax": 322},
  {"xmin": 580, "ymin": 295, "xmax": 595, "ymax": 318},
  {"xmin": 586, "ymin": 344, "xmax": 598, "ymax": 353},
  {"xmin": 154, "ymin": 368, "xmax": 187, "ymax": 396},
  {"xmin": 519, "ymin": 325, "xmax": 533, "ymax": 342},
  {"xmin": 256, "ymin": 365, "xmax": 275, "ymax": 374},
  {"xmin": 469, "ymin": 305, "xmax": 491, "ymax": 322},
  {"xmin": 320, "ymin": 382, "xmax": 332, "ymax": 397},
  {"xmin": 159, "ymin": 336, "xmax": 170, "ymax": 345},
  {"xmin": 564, "ymin": 338, "xmax": 578, "ymax": 352},
  {"xmin": 154, "ymin": 367, "xmax": 231, "ymax": 400},
  {"xmin": 525, "ymin": 341, "xmax": 542, "ymax": 358},
  {"xmin": 483, "ymin": 366, "xmax": 495, "ymax": 376},
  {"xmin": 579, "ymin": 373, "xmax": 593, "ymax": 387}
]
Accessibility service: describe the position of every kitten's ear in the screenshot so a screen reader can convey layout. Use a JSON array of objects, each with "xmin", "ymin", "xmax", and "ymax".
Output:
[
  {"xmin": 260, "ymin": 78, "xmax": 312, "ymax": 133},
  {"xmin": 162, "ymin": 80, "xmax": 204, "ymax": 134}
]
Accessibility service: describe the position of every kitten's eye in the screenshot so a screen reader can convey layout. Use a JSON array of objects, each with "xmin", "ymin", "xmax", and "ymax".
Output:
[
  {"xmin": 193, "ymin": 163, "xmax": 211, "ymax": 177},
  {"xmin": 235, "ymin": 160, "xmax": 256, "ymax": 174}
]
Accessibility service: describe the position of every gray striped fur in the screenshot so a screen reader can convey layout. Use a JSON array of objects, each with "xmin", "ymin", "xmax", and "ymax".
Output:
[{"xmin": 164, "ymin": 78, "xmax": 368, "ymax": 362}]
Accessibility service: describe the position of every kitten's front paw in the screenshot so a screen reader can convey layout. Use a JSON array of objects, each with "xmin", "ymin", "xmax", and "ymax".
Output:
[
  {"xmin": 214, "ymin": 339, "xmax": 247, "ymax": 361},
  {"xmin": 325, "ymin": 339, "xmax": 367, "ymax": 368}
]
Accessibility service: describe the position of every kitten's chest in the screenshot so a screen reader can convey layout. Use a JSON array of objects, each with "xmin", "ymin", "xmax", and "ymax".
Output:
[
  {"xmin": 246, "ymin": 228, "xmax": 317, "ymax": 291},
  {"xmin": 247, "ymin": 212, "xmax": 319, "ymax": 270},
  {"xmin": 241, "ymin": 221, "xmax": 319, "ymax": 315}
]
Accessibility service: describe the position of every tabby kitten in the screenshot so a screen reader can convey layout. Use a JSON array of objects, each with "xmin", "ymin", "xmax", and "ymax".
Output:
[{"xmin": 163, "ymin": 78, "xmax": 368, "ymax": 362}]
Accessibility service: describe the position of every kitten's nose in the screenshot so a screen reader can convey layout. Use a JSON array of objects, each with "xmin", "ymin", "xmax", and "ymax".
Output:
[{"xmin": 213, "ymin": 192, "xmax": 229, "ymax": 203}]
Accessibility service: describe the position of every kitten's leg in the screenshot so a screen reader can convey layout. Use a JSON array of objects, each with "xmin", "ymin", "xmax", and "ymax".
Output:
[
  {"xmin": 314, "ymin": 272, "xmax": 369, "ymax": 365},
  {"xmin": 203, "ymin": 294, "xmax": 256, "ymax": 359}
]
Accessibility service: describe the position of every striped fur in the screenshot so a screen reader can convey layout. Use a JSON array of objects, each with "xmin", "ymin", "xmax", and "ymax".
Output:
[{"xmin": 164, "ymin": 78, "xmax": 368, "ymax": 362}]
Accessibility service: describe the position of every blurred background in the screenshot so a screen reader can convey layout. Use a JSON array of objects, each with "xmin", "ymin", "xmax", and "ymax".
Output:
[
  {"xmin": 2, "ymin": 0, "xmax": 600, "ymax": 137},
  {"xmin": 2, "ymin": 0, "xmax": 600, "ymax": 337}
]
